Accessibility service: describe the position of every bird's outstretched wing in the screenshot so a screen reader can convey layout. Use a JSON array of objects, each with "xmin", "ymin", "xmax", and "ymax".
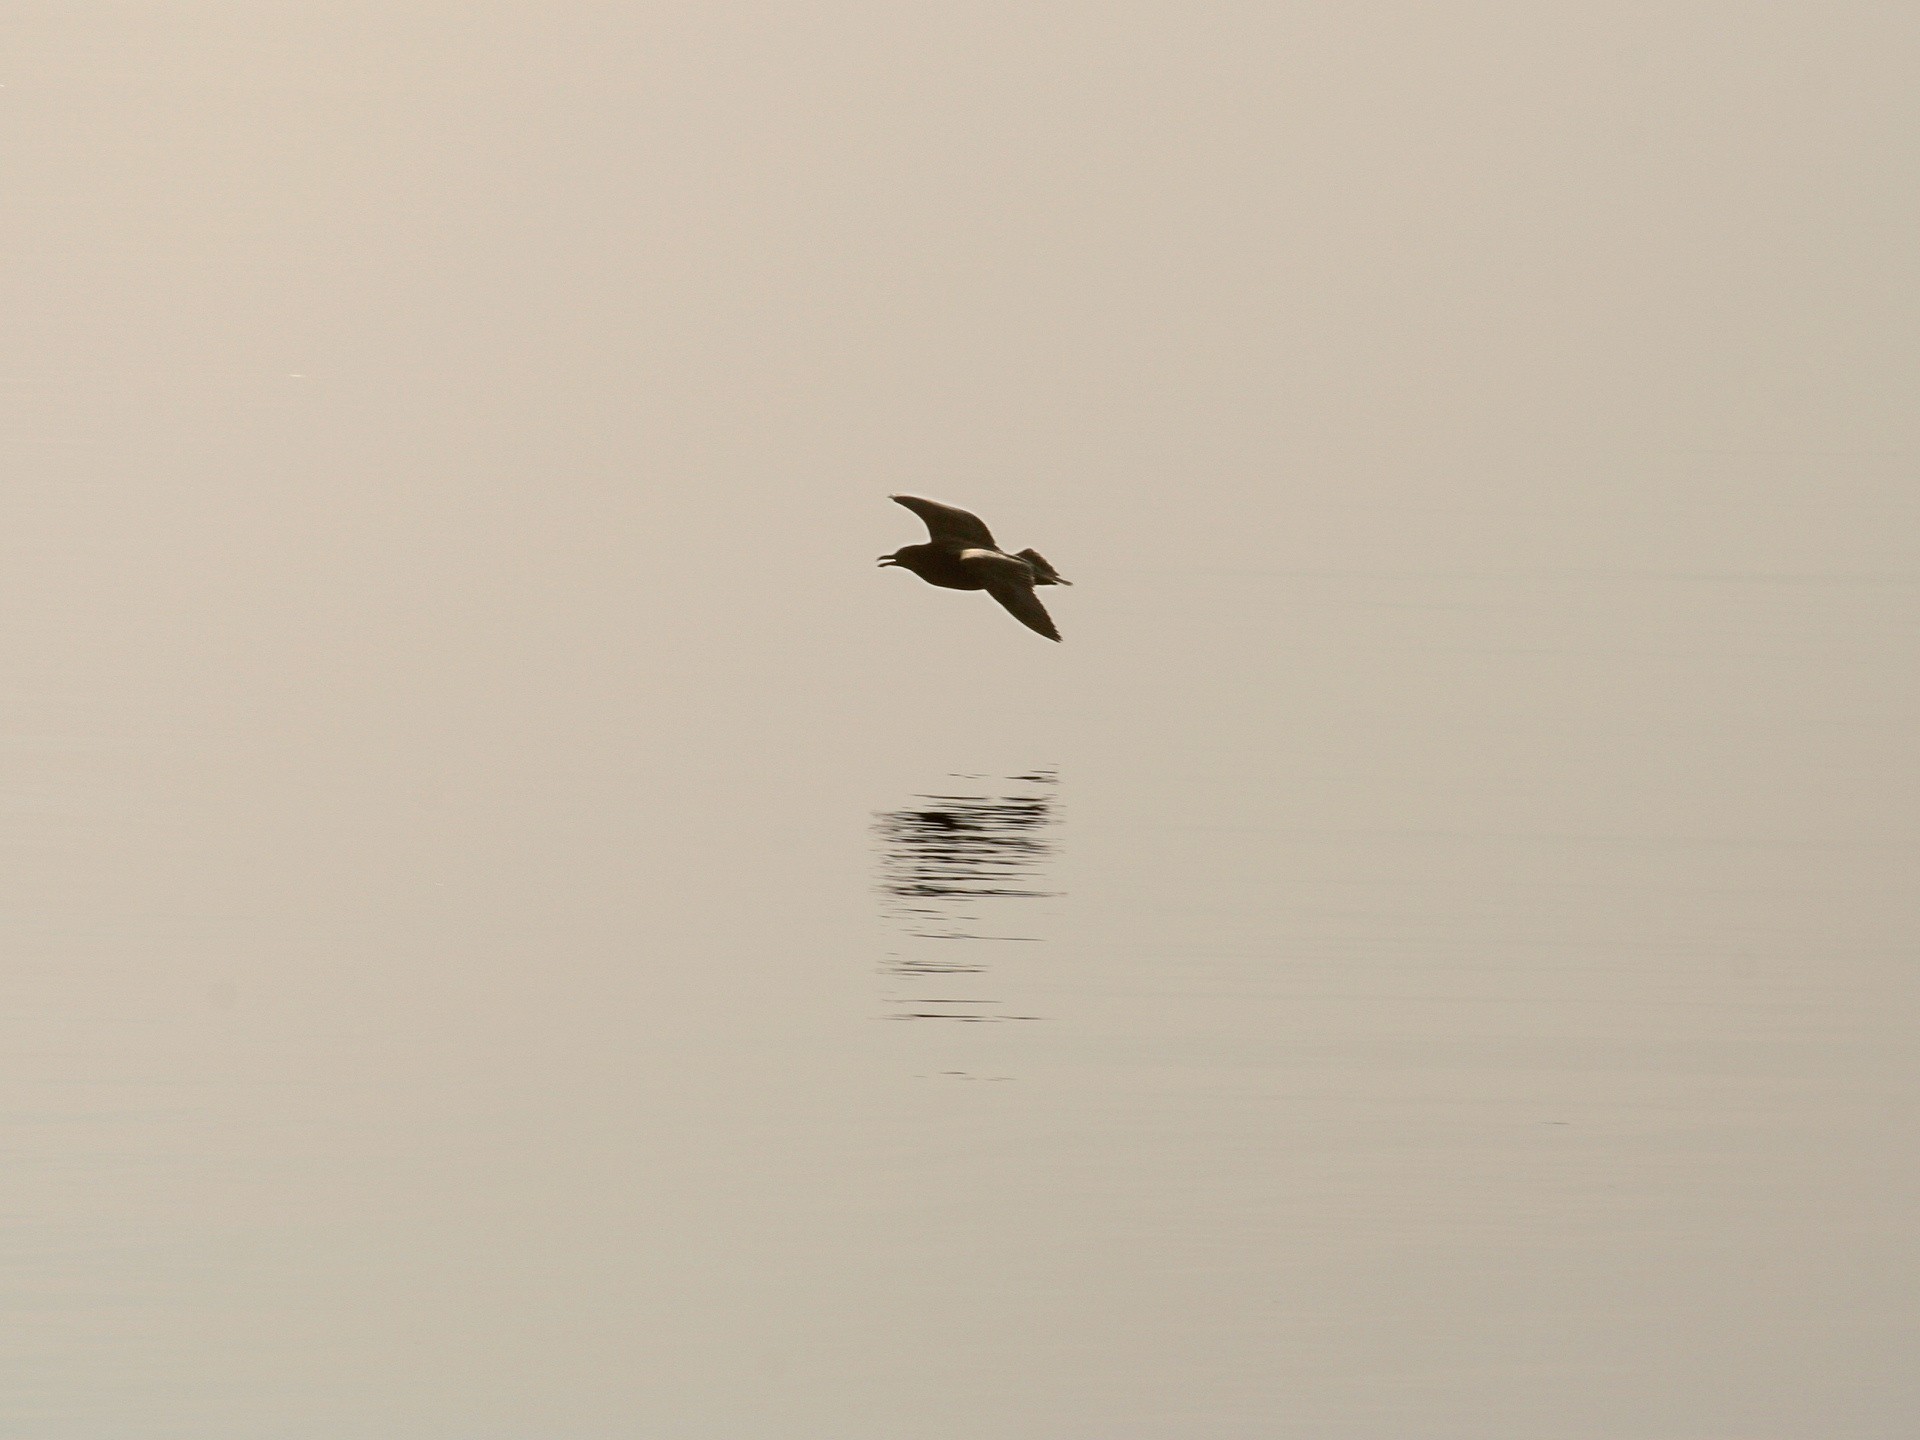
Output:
[
  {"xmin": 891, "ymin": 494, "xmax": 997, "ymax": 549},
  {"xmin": 957, "ymin": 548, "xmax": 1062, "ymax": 640},
  {"xmin": 985, "ymin": 582, "xmax": 1061, "ymax": 641},
  {"xmin": 990, "ymin": 583, "xmax": 1067, "ymax": 641}
]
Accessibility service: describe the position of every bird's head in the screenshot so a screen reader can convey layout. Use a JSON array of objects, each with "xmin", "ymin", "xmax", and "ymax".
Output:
[{"xmin": 878, "ymin": 543, "xmax": 939, "ymax": 578}]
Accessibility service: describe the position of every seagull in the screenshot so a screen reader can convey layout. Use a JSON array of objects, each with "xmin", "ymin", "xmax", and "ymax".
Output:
[{"xmin": 878, "ymin": 495, "xmax": 1071, "ymax": 641}]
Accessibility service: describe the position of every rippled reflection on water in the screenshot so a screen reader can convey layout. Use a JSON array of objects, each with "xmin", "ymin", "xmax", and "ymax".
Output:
[{"xmin": 872, "ymin": 770, "xmax": 1059, "ymax": 1021}]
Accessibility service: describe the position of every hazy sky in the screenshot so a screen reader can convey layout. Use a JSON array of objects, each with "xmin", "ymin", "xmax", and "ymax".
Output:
[{"xmin": 11, "ymin": 2, "xmax": 1913, "ymax": 836}]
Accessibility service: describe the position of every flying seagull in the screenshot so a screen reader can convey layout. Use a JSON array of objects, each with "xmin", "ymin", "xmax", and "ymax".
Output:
[{"xmin": 878, "ymin": 495, "xmax": 1071, "ymax": 641}]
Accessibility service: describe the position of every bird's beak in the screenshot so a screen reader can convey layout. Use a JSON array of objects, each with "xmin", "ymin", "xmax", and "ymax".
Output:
[{"xmin": 876, "ymin": 555, "xmax": 897, "ymax": 567}]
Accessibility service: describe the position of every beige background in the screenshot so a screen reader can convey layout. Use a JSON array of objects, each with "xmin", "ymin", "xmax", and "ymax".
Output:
[{"xmin": 5, "ymin": 4, "xmax": 1917, "ymax": 1436}]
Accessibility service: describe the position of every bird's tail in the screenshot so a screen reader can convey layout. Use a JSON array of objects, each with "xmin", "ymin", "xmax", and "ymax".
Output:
[{"xmin": 1016, "ymin": 548, "xmax": 1071, "ymax": 585}]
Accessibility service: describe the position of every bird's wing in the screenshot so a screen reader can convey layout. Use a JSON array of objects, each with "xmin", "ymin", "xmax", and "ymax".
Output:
[
  {"xmin": 891, "ymin": 494, "xmax": 997, "ymax": 549},
  {"xmin": 985, "ymin": 582, "xmax": 1061, "ymax": 641},
  {"xmin": 956, "ymin": 547, "xmax": 1063, "ymax": 640}
]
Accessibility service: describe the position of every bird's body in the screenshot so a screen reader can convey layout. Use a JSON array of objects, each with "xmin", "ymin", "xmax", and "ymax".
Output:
[{"xmin": 878, "ymin": 495, "xmax": 1070, "ymax": 641}]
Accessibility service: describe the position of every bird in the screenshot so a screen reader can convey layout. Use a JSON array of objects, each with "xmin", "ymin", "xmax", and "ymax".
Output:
[{"xmin": 878, "ymin": 495, "xmax": 1071, "ymax": 641}]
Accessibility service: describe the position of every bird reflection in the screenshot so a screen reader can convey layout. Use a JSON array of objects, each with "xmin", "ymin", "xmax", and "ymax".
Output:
[{"xmin": 873, "ymin": 770, "xmax": 1059, "ymax": 1021}]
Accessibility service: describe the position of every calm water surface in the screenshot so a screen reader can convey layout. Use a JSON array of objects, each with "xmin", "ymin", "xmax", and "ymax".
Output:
[{"xmin": 6, "ymin": 6, "xmax": 1918, "ymax": 1437}]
